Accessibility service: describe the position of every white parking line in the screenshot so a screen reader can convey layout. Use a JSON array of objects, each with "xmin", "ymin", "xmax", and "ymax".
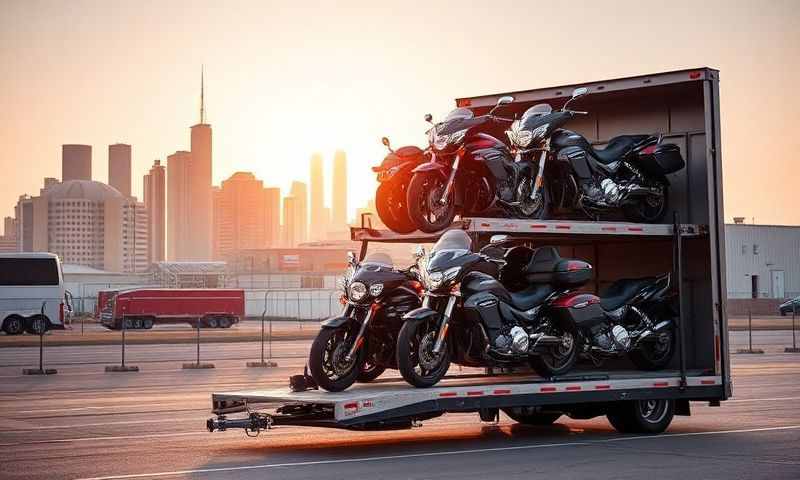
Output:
[{"xmin": 75, "ymin": 424, "xmax": 800, "ymax": 480}]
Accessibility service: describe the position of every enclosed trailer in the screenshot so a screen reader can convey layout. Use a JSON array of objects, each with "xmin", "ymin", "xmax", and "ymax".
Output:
[{"xmin": 207, "ymin": 67, "xmax": 728, "ymax": 436}]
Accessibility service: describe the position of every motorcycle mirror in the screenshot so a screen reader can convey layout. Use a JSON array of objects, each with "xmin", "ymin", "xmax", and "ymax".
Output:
[
  {"xmin": 497, "ymin": 95, "xmax": 514, "ymax": 105},
  {"xmin": 346, "ymin": 251, "xmax": 357, "ymax": 265},
  {"xmin": 381, "ymin": 136, "xmax": 393, "ymax": 152},
  {"xmin": 489, "ymin": 234, "xmax": 510, "ymax": 245},
  {"xmin": 413, "ymin": 245, "xmax": 426, "ymax": 259},
  {"xmin": 571, "ymin": 87, "xmax": 589, "ymax": 99},
  {"xmin": 424, "ymin": 113, "xmax": 433, "ymax": 123}
]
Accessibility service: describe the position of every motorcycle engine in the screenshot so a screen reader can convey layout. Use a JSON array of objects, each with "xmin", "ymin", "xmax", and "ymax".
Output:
[
  {"xmin": 582, "ymin": 178, "xmax": 624, "ymax": 207},
  {"xmin": 493, "ymin": 325, "xmax": 529, "ymax": 354},
  {"xmin": 592, "ymin": 324, "xmax": 632, "ymax": 352}
]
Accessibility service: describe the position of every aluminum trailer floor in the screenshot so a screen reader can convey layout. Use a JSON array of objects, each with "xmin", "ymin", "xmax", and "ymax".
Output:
[{"xmin": 208, "ymin": 369, "xmax": 722, "ymax": 433}]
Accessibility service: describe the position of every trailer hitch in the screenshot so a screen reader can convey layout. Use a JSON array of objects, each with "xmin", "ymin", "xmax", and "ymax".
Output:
[{"xmin": 207, "ymin": 412, "xmax": 274, "ymax": 436}]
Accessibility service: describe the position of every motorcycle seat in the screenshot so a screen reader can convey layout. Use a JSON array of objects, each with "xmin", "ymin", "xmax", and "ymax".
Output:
[
  {"xmin": 589, "ymin": 135, "xmax": 650, "ymax": 164},
  {"xmin": 508, "ymin": 284, "xmax": 555, "ymax": 311},
  {"xmin": 600, "ymin": 277, "xmax": 656, "ymax": 311}
]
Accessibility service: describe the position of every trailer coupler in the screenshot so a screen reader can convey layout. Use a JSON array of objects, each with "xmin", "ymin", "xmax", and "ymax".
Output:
[{"xmin": 207, "ymin": 412, "xmax": 273, "ymax": 436}]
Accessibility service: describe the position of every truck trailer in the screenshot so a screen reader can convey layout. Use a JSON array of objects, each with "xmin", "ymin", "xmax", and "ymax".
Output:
[
  {"xmin": 100, "ymin": 288, "xmax": 244, "ymax": 330},
  {"xmin": 207, "ymin": 67, "xmax": 728, "ymax": 436}
]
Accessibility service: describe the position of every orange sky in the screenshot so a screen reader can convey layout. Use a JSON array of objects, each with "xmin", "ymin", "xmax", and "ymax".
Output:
[{"xmin": 1, "ymin": 0, "xmax": 798, "ymax": 228}]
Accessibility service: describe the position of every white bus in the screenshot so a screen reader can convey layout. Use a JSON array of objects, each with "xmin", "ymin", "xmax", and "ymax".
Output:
[{"xmin": 0, "ymin": 253, "xmax": 70, "ymax": 335}]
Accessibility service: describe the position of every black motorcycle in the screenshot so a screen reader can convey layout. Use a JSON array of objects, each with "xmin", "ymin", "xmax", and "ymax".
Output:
[
  {"xmin": 540, "ymin": 273, "xmax": 678, "ymax": 377},
  {"xmin": 406, "ymin": 96, "xmax": 541, "ymax": 233},
  {"xmin": 308, "ymin": 251, "xmax": 421, "ymax": 391},
  {"xmin": 395, "ymin": 230, "xmax": 591, "ymax": 388},
  {"xmin": 505, "ymin": 87, "xmax": 686, "ymax": 223},
  {"xmin": 373, "ymin": 137, "xmax": 427, "ymax": 234}
]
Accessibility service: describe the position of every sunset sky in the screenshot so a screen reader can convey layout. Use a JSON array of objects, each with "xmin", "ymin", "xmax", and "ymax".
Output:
[{"xmin": 1, "ymin": 0, "xmax": 798, "ymax": 226}]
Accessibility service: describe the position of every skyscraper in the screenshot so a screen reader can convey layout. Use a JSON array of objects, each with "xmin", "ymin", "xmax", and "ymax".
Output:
[
  {"xmin": 166, "ymin": 151, "xmax": 191, "ymax": 261},
  {"xmin": 264, "ymin": 187, "xmax": 281, "ymax": 248},
  {"xmin": 290, "ymin": 181, "xmax": 308, "ymax": 244},
  {"xmin": 332, "ymin": 150, "xmax": 347, "ymax": 228},
  {"xmin": 62, "ymin": 144, "xmax": 92, "ymax": 181},
  {"xmin": 188, "ymin": 69, "xmax": 213, "ymax": 260},
  {"xmin": 309, "ymin": 153, "xmax": 326, "ymax": 241},
  {"xmin": 143, "ymin": 159, "xmax": 166, "ymax": 264},
  {"xmin": 108, "ymin": 143, "xmax": 132, "ymax": 197},
  {"xmin": 212, "ymin": 172, "xmax": 267, "ymax": 260}
]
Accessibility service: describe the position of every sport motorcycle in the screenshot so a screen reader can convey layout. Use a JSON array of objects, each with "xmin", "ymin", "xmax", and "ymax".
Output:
[
  {"xmin": 372, "ymin": 137, "xmax": 427, "ymax": 234},
  {"xmin": 308, "ymin": 251, "xmax": 421, "ymax": 391},
  {"xmin": 505, "ymin": 87, "xmax": 686, "ymax": 223}
]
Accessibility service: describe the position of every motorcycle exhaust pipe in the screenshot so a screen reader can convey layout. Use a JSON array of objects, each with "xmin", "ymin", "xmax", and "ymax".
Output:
[{"xmin": 530, "ymin": 334, "xmax": 562, "ymax": 350}]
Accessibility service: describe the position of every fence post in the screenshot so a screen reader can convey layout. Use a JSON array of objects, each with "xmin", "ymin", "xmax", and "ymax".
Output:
[
  {"xmin": 786, "ymin": 303, "xmax": 800, "ymax": 353},
  {"xmin": 105, "ymin": 314, "xmax": 139, "ymax": 372},
  {"xmin": 23, "ymin": 302, "xmax": 57, "ymax": 375},
  {"xmin": 735, "ymin": 308, "xmax": 764, "ymax": 354},
  {"xmin": 248, "ymin": 290, "xmax": 277, "ymax": 368},
  {"xmin": 183, "ymin": 317, "xmax": 214, "ymax": 369}
]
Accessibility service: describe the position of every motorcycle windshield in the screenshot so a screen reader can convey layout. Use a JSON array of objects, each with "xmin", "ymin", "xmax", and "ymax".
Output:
[
  {"xmin": 520, "ymin": 103, "xmax": 553, "ymax": 123},
  {"xmin": 362, "ymin": 252, "xmax": 393, "ymax": 268},
  {"xmin": 436, "ymin": 108, "xmax": 484, "ymax": 136},
  {"xmin": 431, "ymin": 229, "xmax": 472, "ymax": 253}
]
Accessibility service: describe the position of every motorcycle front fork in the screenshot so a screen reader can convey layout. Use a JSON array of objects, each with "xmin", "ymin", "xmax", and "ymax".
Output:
[
  {"xmin": 432, "ymin": 295, "xmax": 457, "ymax": 354},
  {"xmin": 438, "ymin": 155, "xmax": 460, "ymax": 205},
  {"xmin": 529, "ymin": 142, "xmax": 549, "ymax": 201},
  {"xmin": 345, "ymin": 304, "xmax": 378, "ymax": 362}
]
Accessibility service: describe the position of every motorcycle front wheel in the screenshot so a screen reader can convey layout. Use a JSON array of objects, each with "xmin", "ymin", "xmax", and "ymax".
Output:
[
  {"xmin": 308, "ymin": 326, "xmax": 366, "ymax": 392},
  {"xmin": 375, "ymin": 182, "xmax": 416, "ymax": 234},
  {"xmin": 396, "ymin": 318, "xmax": 451, "ymax": 388},
  {"xmin": 356, "ymin": 354, "xmax": 387, "ymax": 383},
  {"xmin": 406, "ymin": 171, "xmax": 456, "ymax": 233},
  {"xmin": 529, "ymin": 330, "xmax": 578, "ymax": 378}
]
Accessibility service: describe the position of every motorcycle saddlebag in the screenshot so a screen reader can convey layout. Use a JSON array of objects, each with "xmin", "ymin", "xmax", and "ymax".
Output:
[
  {"xmin": 636, "ymin": 143, "xmax": 685, "ymax": 176},
  {"xmin": 549, "ymin": 293, "xmax": 606, "ymax": 330},
  {"xmin": 552, "ymin": 260, "xmax": 593, "ymax": 288}
]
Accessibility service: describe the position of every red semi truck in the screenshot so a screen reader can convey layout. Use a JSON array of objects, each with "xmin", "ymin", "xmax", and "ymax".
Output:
[{"xmin": 100, "ymin": 288, "xmax": 245, "ymax": 330}]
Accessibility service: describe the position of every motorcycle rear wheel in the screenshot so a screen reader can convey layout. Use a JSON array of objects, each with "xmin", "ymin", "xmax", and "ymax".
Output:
[
  {"xmin": 529, "ymin": 330, "xmax": 578, "ymax": 378},
  {"xmin": 406, "ymin": 171, "xmax": 456, "ymax": 233},
  {"xmin": 629, "ymin": 322, "xmax": 676, "ymax": 370},
  {"xmin": 375, "ymin": 182, "xmax": 416, "ymax": 234},
  {"xmin": 396, "ymin": 318, "xmax": 451, "ymax": 388},
  {"xmin": 623, "ymin": 185, "xmax": 668, "ymax": 223}
]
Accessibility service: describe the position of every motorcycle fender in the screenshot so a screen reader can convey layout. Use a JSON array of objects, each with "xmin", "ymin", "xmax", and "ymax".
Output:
[
  {"xmin": 402, "ymin": 306, "xmax": 440, "ymax": 324},
  {"xmin": 320, "ymin": 314, "xmax": 353, "ymax": 329},
  {"xmin": 411, "ymin": 161, "xmax": 449, "ymax": 177}
]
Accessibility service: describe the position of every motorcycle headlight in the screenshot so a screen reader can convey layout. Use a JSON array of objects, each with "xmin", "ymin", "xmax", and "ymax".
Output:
[
  {"xmin": 507, "ymin": 122, "xmax": 548, "ymax": 148},
  {"xmin": 369, "ymin": 283, "xmax": 384, "ymax": 297},
  {"xmin": 349, "ymin": 282, "xmax": 367, "ymax": 301},
  {"xmin": 427, "ymin": 266, "xmax": 461, "ymax": 291},
  {"xmin": 433, "ymin": 128, "xmax": 468, "ymax": 151}
]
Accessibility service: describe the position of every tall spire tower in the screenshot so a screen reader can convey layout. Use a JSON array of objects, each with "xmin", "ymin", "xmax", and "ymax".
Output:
[
  {"xmin": 187, "ymin": 66, "xmax": 213, "ymax": 260},
  {"xmin": 200, "ymin": 65, "xmax": 205, "ymax": 124}
]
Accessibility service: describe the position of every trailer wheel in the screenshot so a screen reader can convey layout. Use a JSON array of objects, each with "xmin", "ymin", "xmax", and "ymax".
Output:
[
  {"xmin": 204, "ymin": 317, "xmax": 219, "ymax": 328},
  {"xmin": 25, "ymin": 315, "xmax": 48, "ymax": 335},
  {"xmin": 607, "ymin": 399, "xmax": 674, "ymax": 434},
  {"xmin": 2, "ymin": 315, "xmax": 25, "ymax": 335},
  {"xmin": 217, "ymin": 316, "xmax": 232, "ymax": 328},
  {"xmin": 503, "ymin": 407, "xmax": 561, "ymax": 426},
  {"xmin": 142, "ymin": 318, "xmax": 154, "ymax": 329}
]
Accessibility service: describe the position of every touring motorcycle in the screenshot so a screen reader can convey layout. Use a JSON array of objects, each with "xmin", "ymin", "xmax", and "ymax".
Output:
[
  {"xmin": 396, "ymin": 230, "xmax": 677, "ymax": 387},
  {"xmin": 373, "ymin": 137, "xmax": 427, "ymax": 234},
  {"xmin": 308, "ymin": 251, "xmax": 421, "ymax": 391},
  {"xmin": 406, "ymin": 96, "xmax": 543, "ymax": 233},
  {"xmin": 505, "ymin": 87, "xmax": 686, "ymax": 222}
]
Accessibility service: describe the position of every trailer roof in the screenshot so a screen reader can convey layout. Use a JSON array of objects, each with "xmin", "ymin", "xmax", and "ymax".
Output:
[{"xmin": 456, "ymin": 67, "xmax": 719, "ymax": 109}]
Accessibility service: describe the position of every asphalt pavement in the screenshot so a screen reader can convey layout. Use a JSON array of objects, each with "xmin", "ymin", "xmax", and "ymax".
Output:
[{"xmin": 0, "ymin": 338, "xmax": 799, "ymax": 479}]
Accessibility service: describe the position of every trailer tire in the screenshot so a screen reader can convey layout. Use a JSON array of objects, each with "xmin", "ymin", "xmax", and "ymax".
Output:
[
  {"xmin": 218, "ymin": 316, "xmax": 232, "ymax": 328},
  {"xmin": 2, "ymin": 315, "xmax": 25, "ymax": 335},
  {"xmin": 204, "ymin": 317, "xmax": 219, "ymax": 328},
  {"xmin": 503, "ymin": 407, "xmax": 561, "ymax": 426},
  {"xmin": 25, "ymin": 315, "xmax": 48, "ymax": 335},
  {"xmin": 607, "ymin": 399, "xmax": 674, "ymax": 434},
  {"xmin": 142, "ymin": 318, "xmax": 154, "ymax": 329}
]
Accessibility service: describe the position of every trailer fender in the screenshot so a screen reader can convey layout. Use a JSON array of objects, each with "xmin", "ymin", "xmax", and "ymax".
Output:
[
  {"xmin": 402, "ymin": 306, "xmax": 440, "ymax": 324},
  {"xmin": 320, "ymin": 314, "xmax": 353, "ymax": 329}
]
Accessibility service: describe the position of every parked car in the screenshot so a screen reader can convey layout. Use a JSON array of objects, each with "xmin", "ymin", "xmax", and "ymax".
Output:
[{"xmin": 779, "ymin": 296, "xmax": 800, "ymax": 316}]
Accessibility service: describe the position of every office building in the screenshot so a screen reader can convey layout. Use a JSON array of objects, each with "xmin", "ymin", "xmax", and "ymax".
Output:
[
  {"xmin": 188, "ymin": 70, "xmax": 213, "ymax": 260},
  {"xmin": 62, "ymin": 144, "xmax": 92, "ymax": 181},
  {"xmin": 14, "ymin": 179, "xmax": 148, "ymax": 272},
  {"xmin": 264, "ymin": 187, "xmax": 281, "ymax": 248},
  {"xmin": 212, "ymin": 172, "xmax": 267, "ymax": 260},
  {"xmin": 143, "ymin": 159, "xmax": 166, "ymax": 264},
  {"xmin": 309, "ymin": 153, "xmax": 326, "ymax": 241},
  {"xmin": 167, "ymin": 150, "xmax": 191, "ymax": 261},
  {"xmin": 108, "ymin": 143, "xmax": 132, "ymax": 197},
  {"xmin": 290, "ymin": 181, "xmax": 308, "ymax": 245},
  {"xmin": 282, "ymin": 196, "xmax": 297, "ymax": 247}
]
